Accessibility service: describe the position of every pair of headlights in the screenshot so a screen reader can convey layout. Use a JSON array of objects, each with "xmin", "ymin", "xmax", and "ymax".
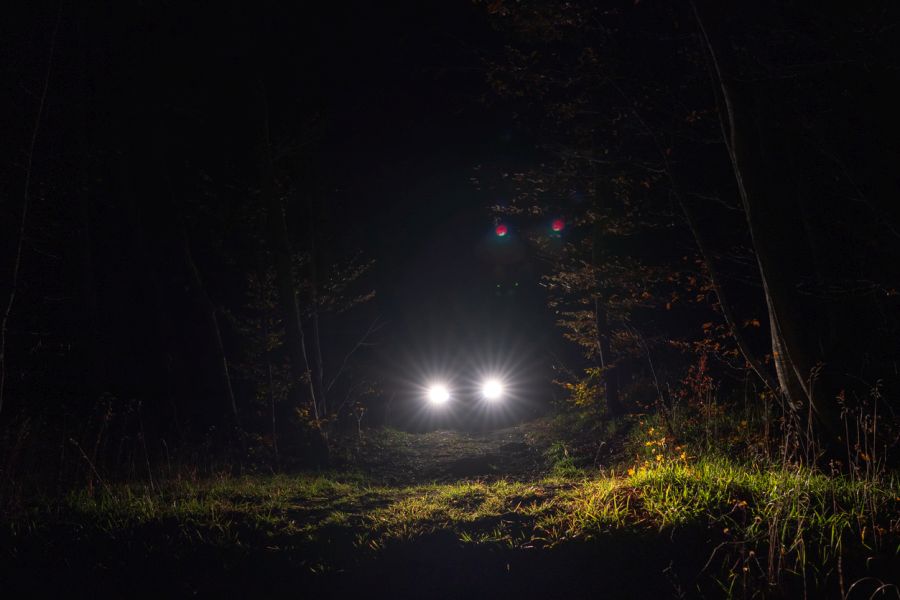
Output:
[{"xmin": 426, "ymin": 378, "xmax": 505, "ymax": 405}]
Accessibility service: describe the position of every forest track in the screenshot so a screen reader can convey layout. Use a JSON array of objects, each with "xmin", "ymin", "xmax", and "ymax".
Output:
[{"xmin": 333, "ymin": 419, "xmax": 560, "ymax": 484}]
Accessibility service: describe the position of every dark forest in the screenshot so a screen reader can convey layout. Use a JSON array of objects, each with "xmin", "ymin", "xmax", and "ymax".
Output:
[{"xmin": 3, "ymin": 2, "xmax": 900, "ymax": 598}]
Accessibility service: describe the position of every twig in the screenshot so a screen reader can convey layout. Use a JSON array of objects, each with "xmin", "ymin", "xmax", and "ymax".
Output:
[
  {"xmin": 325, "ymin": 317, "xmax": 384, "ymax": 393},
  {"xmin": 69, "ymin": 438, "xmax": 110, "ymax": 495}
]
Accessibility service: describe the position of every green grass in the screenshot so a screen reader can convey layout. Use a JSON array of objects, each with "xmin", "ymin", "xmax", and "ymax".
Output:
[{"xmin": 8, "ymin": 459, "xmax": 898, "ymax": 590}]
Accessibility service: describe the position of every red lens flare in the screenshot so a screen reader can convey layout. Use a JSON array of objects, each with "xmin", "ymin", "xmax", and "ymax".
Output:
[
  {"xmin": 551, "ymin": 218, "xmax": 565, "ymax": 232},
  {"xmin": 495, "ymin": 223, "xmax": 508, "ymax": 237}
]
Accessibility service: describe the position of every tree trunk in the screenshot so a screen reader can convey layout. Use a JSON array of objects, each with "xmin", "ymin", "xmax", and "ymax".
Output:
[
  {"xmin": 255, "ymin": 82, "xmax": 328, "ymax": 464},
  {"xmin": 594, "ymin": 297, "xmax": 622, "ymax": 417},
  {"xmin": 679, "ymin": 197, "xmax": 776, "ymax": 394},
  {"xmin": 75, "ymin": 9, "xmax": 107, "ymax": 401},
  {"xmin": 591, "ymin": 221, "xmax": 622, "ymax": 417},
  {"xmin": 1, "ymin": 6, "xmax": 60, "ymax": 416},
  {"xmin": 180, "ymin": 222, "xmax": 240, "ymax": 424},
  {"xmin": 692, "ymin": 1, "xmax": 841, "ymax": 445},
  {"xmin": 151, "ymin": 124, "xmax": 239, "ymax": 428},
  {"xmin": 306, "ymin": 203, "xmax": 327, "ymax": 418}
]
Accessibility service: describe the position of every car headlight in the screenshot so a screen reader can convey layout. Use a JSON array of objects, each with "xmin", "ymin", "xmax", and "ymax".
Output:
[
  {"xmin": 427, "ymin": 383, "xmax": 451, "ymax": 405},
  {"xmin": 481, "ymin": 378, "xmax": 504, "ymax": 401}
]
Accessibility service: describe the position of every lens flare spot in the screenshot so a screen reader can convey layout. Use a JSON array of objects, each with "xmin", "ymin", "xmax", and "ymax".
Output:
[
  {"xmin": 495, "ymin": 223, "xmax": 508, "ymax": 237},
  {"xmin": 551, "ymin": 218, "xmax": 565, "ymax": 232}
]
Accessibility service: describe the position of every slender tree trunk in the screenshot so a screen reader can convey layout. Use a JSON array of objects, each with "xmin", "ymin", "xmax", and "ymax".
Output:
[
  {"xmin": 266, "ymin": 352, "xmax": 279, "ymax": 469},
  {"xmin": 255, "ymin": 82, "xmax": 327, "ymax": 464},
  {"xmin": 595, "ymin": 43, "xmax": 777, "ymax": 414},
  {"xmin": 306, "ymin": 204, "xmax": 327, "ymax": 418},
  {"xmin": 311, "ymin": 307, "xmax": 326, "ymax": 416},
  {"xmin": 180, "ymin": 222, "xmax": 240, "ymax": 424},
  {"xmin": 591, "ymin": 222, "xmax": 622, "ymax": 417},
  {"xmin": 227, "ymin": 0, "xmax": 327, "ymax": 461},
  {"xmin": 75, "ymin": 9, "xmax": 106, "ymax": 400},
  {"xmin": 691, "ymin": 1, "xmax": 840, "ymax": 444},
  {"xmin": 679, "ymin": 197, "xmax": 776, "ymax": 394},
  {"xmin": 594, "ymin": 297, "xmax": 621, "ymax": 416},
  {"xmin": 1, "ymin": 6, "xmax": 61, "ymax": 416},
  {"xmin": 151, "ymin": 124, "xmax": 239, "ymax": 427}
]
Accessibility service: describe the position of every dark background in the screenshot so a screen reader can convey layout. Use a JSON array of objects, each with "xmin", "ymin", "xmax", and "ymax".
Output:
[
  {"xmin": 6, "ymin": 1, "xmax": 898, "ymax": 455},
  {"xmin": 2, "ymin": 1, "xmax": 561, "ymax": 437}
]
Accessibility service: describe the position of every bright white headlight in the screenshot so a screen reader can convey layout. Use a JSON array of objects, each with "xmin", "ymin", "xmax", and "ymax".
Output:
[
  {"xmin": 481, "ymin": 378, "xmax": 504, "ymax": 400},
  {"xmin": 427, "ymin": 384, "xmax": 450, "ymax": 404}
]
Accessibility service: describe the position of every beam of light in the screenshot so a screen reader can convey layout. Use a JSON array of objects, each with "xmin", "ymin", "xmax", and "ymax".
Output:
[
  {"xmin": 481, "ymin": 378, "xmax": 504, "ymax": 401},
  {"xmin": 427, "ymin": 383, "xmax": 451, "ymax": 405},
  {"xmin": 495, "ymin": 223, "xmax": 508, "ymax": 237}
]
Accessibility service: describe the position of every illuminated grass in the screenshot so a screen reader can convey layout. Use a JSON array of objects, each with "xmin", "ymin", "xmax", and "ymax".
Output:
[
  {"xmin": 14, "ymin": 462, "xmax": 898, "ymax": 544},
  {"xmin": 6, "ymin": 459, "xmax": 899, "ymax": 595}
]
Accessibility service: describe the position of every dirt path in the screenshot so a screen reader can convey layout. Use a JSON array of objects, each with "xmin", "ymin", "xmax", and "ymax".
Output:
[{"xmin": 337, "ymin": 419, "xmax": 559, "ymax": 484}]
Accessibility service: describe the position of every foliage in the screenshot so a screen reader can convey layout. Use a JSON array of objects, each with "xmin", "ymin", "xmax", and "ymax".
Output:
[
  {"xmin": 544, "ymin": 440, "xmax": 585, "ymax": 478},
  {"xmin": 479, "ymin": 0, "xmax": 900, "ymax": 455}
]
